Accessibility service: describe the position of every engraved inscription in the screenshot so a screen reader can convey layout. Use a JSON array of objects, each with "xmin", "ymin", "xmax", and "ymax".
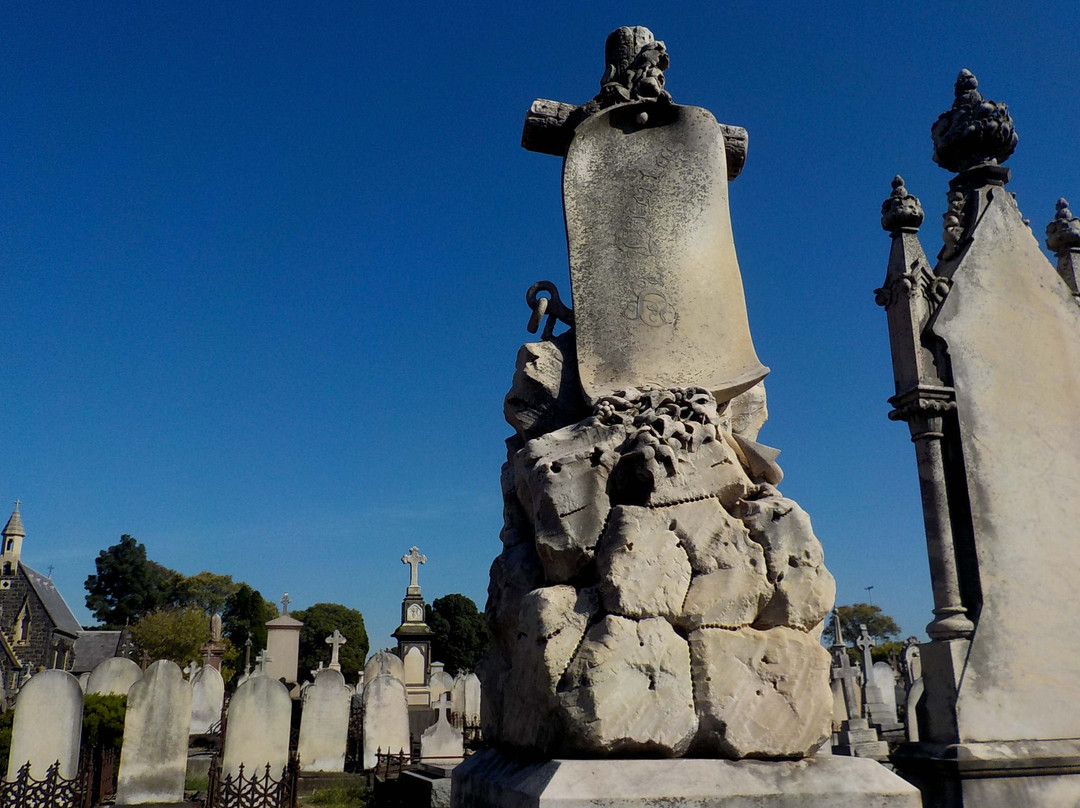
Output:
[{"xmin": 623, "ymin": 277, "xmax": 677, "ymax": 327}]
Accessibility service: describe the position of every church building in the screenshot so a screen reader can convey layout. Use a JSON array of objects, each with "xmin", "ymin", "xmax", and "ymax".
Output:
[{"xmin": 0, "ymin": 503, "xmax": 82, "ymax": 691}]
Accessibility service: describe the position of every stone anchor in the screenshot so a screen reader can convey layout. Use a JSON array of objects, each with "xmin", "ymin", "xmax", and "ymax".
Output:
[{"xmin": 522, "ymin": 25, "xmax": 767, "ymax": 405}]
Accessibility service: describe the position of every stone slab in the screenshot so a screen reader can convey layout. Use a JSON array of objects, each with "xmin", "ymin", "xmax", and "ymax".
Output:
[
  {"xmin": 451, "ymin": 749, "xmax": 920, "ymax": 807},
  {"xmin": 563, "ymin": 102, "xmax": 767, "ymax": 402},
  {"xmin": 932, "ymin": 188, "xmax": 1080, "ymax": 742}
]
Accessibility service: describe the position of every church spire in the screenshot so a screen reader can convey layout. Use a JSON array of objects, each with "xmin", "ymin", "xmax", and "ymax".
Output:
[{"xmin": 2, "ymin": 501, "xmax": 24, "ymax": 575}]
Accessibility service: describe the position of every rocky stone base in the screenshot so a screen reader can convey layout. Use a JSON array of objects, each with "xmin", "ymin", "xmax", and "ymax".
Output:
[{"xmin": 451, "ymin": 748, "xmax": 920, "ymax": 807}]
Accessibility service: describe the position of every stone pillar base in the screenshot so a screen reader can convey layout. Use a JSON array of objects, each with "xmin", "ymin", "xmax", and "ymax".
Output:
[
  {"xmin": 893, "ymin": 739, "xmax": 1080, "ymax": 808},
  {"xmin": 451, "ymin": 749, "xmax": 920, "ymax": 807}
]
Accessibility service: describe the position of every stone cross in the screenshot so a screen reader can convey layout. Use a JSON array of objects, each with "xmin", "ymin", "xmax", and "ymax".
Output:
[
  {"xmin": 326, "ymin": 630, "xmax": 347, "ymax": 671},
  {"xmin": 856, "ymin": 624, "xmax": 876, "ymax": 676},
  {"xmin": 256, "ymin": 650, "xmax": 272, "ymax": 675},
  {"xmin": 280, "ymin": 592, "xmax": 291, "ymax": 615},
  {"xmin": 210, "ymin": 613, "xmax": 222, "ymax": 642},
  {"xmin": 434, "ymin": 692, "xmax": 452, "ymax": 726},
  {"xmin": 401, "ymin": 547, "xmax": 426, "ymax": 592},
  {"xmin": 243, "ymin": 637, "xmax": 252, "ymax": 676}
]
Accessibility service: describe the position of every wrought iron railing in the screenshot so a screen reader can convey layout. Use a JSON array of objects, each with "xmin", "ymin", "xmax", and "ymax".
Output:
[
  {"xmin": 207, "ymin": 757, "xmax": 297, "ymax": 808},
  {"xmin": 0, "ymin": 761, "xmax": 83, "ymax": 808}
]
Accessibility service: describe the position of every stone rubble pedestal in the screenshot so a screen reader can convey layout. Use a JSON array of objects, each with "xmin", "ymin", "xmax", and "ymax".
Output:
[{"xmin": 451, "ymin": 748, "xmax": 920, "ymax": 807}]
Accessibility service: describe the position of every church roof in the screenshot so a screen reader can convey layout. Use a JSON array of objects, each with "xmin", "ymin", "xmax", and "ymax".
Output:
[
  {"xmin": 3, "ymin": 505, "xmax": 24, "ymax": 538},
  {"xmin": 22, "ymin": 565, "xmax": 83, "ymax": 638},
  {"xmin": 71, "ymin": 630, "xmax": 124, "ymax": 674}
]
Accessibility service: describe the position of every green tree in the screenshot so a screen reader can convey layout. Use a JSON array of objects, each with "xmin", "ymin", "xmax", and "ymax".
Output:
[
  {"xmin": 178, "ymin": 571, "xmax": 241, "ymax": 615},
  {"xmin": 427, "ymin": 594, "xmax": 488, "ymax": 676},
  {"xmin": 129, "ymin": 606, "xmax": 213, "ymax": 666},
  {"xmin": 291, "ymin": 603, "xmax": 369, "ymax": 681},
  {"xmin": 222, "ymin": 584, "xmax": 279, "ymax": 653},
  {"xmin": 82, "ymin": 694, "xmax": 127, "ymax": 751},
  {"xmin": 823, "ymin": 603, "xmax": 903, "ymax": 662},
  {"xmin": 84, "ymin": 535, "xmax": 181, "ymax": 627}
]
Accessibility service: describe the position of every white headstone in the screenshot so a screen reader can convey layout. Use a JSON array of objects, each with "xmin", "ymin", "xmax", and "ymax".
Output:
[
  {"xmin": 463, "ymin": 672, "xmax": 482, "ymax": 726},
  {"xmin": 115, "ymin": 660, "xmax": 193, "ymax": 805},
  {"xmin": 222, "ymin": 675, "xmax": 292, "ymax": 779},
  {"xmin": 362, "ymin": 673, "xmax": 410, "ymax": 770},
  {"xmin": 450, "ymin": 674, "xmax": 467, "ymax": 726},
  {"xmin": 402, "ymin": 646, "xmax": 425, "ymax": 686},
  {"xmin": 428, "ymin": 662, "xmax": 454, "ymax": 702},
  {"xmin": 297, "ymin": 668, "xmax": 352, "ymax": 773},
  {"xmin": 872, "ymin": 662, "xmax": 898, "ymax": 720},
  {"xmin": 86, "ymin": 656, "xmax": 143, "ymax": 696},
  {"xmin": 325, "ymin": 630, "xmax": 347, "ymax": 672},
  {"xmin": 420, "ymin": 693, "xmax": 463, "ymax": 765},
  {"xmin": 364, "ymin": 650, "xmax": 404, "ymax": 683},
  {"xmin": 7, "ymin": 669, "xmax": 83, "ymax": 779},
  {"xmin": 78, "ymin": 672, "xmax": 91, "ymax": 692},
  {"xmin": 190, "ymin": 664, "xmax": 225, "ymax": 735}
]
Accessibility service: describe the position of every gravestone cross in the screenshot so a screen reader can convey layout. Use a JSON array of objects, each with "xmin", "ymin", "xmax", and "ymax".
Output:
[
  {"xmin": 829, "ymin": 612, "xmax": 860, "ymax": 719},
  {"xmin": 434, "ymin": 692, "xmax": 452, "ymax": 726},
  {"xmin": 402, "ymin": 547, "xmax": 426, "ymax": 593},
  {"xmin": 856, "ymin": 624, "xmax": 875, "ymax": 675},
  {"xmin": 280, "ymin": 593, "xmax": 291, "ymax": 615},
  {"xmin": 326, "ymin": 630, "xmax": 347, "ymax": 672},
  {"xmin": 519, "ymin": 25, "xmax": 766, "ymax": 403},
  {"xmin": 256, "ymin": 650, "xmax": 272, "ymax": 676}
]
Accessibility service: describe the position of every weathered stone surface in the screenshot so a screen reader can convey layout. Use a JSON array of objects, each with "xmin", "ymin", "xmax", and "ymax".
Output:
[
  {"xmin": 115, "ymin": 660, "xmax": 192, "ymax": 805},
  {"xmin": 362, "ymin": 673, "xmax": 410, "ymax": 770},
  {"xmin": 190, "ymin": 664, "xmax": 225, "ymax": 735},
  {"xmin": 596, "ymin": 506, "xmax": 690, "ymax": 619},
  {"xmin": 727, "ymin": 381, "xmax": 768, "ymax": 440},
  {"xmin": 733, "ymin": 486, "xmax": 834, "ymax": 631},
  {"xmin": 498, "ymin": 461, "xmax": 532, "ymax": 548},
  {"xmin": 690, "ymin": 626, "xmax": 832, "ymax": 758},
  {"xmin": 298, "ymin": 668, "xmax": 351, "ymax": 773},
  {"xmin": 680, "ymin": 566, "xmax": 772, "ymax": 631},
  {"xmin": 7, "ymin": 669, "xmax": 82, "ymax": 779},
  {"xmin": 501, "ymin": 586, "xmax": 598, "ymax": 751},
  {"xmin": 514, "ymin": 421, "xmax": 627, "ymax": 582},
  {"xmin": 222, "ymin": 675, "xmax": 292, "ymax": 778},
  {"xmin": 663, "ymin": 497, "xmax": 762, "ymax": 575},
  {"xmin": 485, "ymin": 541, "xmax": 544, "ymax": 659},
  {"xmin": 503, "ymin": 333, "xmax": 586, "ymax": 441},
  {"xmin": 86, "ymin": 656, "xmax": 142, "ymax": 696},
  {"xmin": 364, "ymin": 649, "xmax": 405, "ymax": 683},
  {"xmin": 452, "ymin": 749, "xmax": 922, "ymax": 807},
  {"xmin": 646, "ymin": 435, "xmax": 752, "ymax": 509},
  {"xmin": 558, "ymin": 615, "xmax": 696, "ymax": 756}
]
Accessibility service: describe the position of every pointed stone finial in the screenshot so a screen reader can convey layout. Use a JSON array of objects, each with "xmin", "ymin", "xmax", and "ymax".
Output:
[
  {"xmin": 931, "ymin": 69, "xmax": 1018, "ymax": 173},
  {"xmin": 1046, "ymin": 198, "xmax": 1080, "ymax": 255},
  {"xmin": 881, "ymin": 175, "xmax": 925, "ymax": 233}
]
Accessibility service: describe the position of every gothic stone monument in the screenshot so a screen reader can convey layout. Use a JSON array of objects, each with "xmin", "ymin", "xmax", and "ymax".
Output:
[
  {"xmin": 452, "ymin": 27, "xmax": 919, "ymax": 808},
  {"xmin": 878, "ymin": 71, "xmax": 1080, "ymax": 808}
]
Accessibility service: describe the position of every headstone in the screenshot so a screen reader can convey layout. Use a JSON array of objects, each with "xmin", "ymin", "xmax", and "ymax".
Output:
[
  {"xmin": 222, "ymin": 675, "xmax": 292, "ymax": 778},
  {"xmin": 362, "ymin": 673, "xmax": 410, "ymax": 770},
  {"xmin": 871, "ymin": 661, "xmax": 899, "ymax": 724},
  {"xmin": 462, "ymin": 672, "xmax": 481, "ymax": 727},
  {"xmin": 183, "ymin": 661, "xmax": 200, "ymax": 680},
  {"xmin": 428, "ymin": 661, "xmax": 454, "ymax": 702},
  {"xmin": 457, "ymin": 25, "xmax": 919, "ymax": 808},
  {"xmin": 365, "ymin": 650, "xmax": 405, "ymax": 683},
  {"xmin": 420, "ymin": 693, "xmax": 464, "ymax": 766},
  {"xmin": 855, "ymin": 625, "xmax": 899, "ymax": 732},
  {"xmin": 189, "ymin": 664, "xmax": 225, "ymax": 735},
  {"xmin": 450, "ymin": 674, "xmax": 467, "ymax": 726},
  {"xmin": 6, "ymin": 669, "xmax": 82, "ymax": 780},
  {"xmin": 297, "ymin": 668, "xmax": 352, "ymax": 773},
  {"xmin": 85, "ymin": 656, "xmax": 143, "ymax": 696},
  {"xmin": 115, "ymin": 660, "xmax": 193, "ymax": 805}
]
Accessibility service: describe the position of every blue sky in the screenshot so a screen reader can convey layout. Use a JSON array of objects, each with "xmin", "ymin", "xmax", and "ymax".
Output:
[{"xmin": 3, "ymin": 3, "xmax": 1077, "ymax": 654}]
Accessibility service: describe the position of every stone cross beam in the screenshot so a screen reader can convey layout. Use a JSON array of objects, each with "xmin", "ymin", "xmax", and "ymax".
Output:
[
  {"xmin": 280, "ymin": 592, "xmax": 291, "ymax": 615},
  {"xmin": 831, "ymin": 650, "xmax": 861, "ymax": 721},
  {"xmin": 402, "ymin": 546, "xmax": 427, "ymax": 592},
  {"xmin": 326, "ymin": 629, "xmax": 347, "ymax": 671},
  {"xmin": 256, "ymin": 649, "xmax": 272, "ymax": 674},
  {"xmin": 856, "ymin": 624, "xmax": 875, "ymax": 672},
  {"xmin": 434, "ymin": 692, "xmax": 452, "ymax": 725}
]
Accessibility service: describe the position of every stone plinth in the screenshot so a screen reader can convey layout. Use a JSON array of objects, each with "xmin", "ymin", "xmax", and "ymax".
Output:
[{"xmin": 451, "ymin": 749, "xmax": 920, "ymax": 807}]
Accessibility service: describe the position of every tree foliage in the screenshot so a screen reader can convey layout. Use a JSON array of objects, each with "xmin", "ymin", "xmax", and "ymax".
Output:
[
  {"xmin": 222, "ymin": 584, "xmax": 279, "ymax": 653},
  {"xmin": 84, "ymin": 536, "xmax": 182, "ymax": 627},
  {"xmin": 427, "ymin": 594, "xmax": 488, "ymax": 676},
  {"xmin": 82, "ymin": 694, "xmax": 127, "ymax": 751},
  {"xmin": 129, "ymin": 606, "xmax": 213, "ymax": 667},
  {"xmin": 822, "ymin": 603, "xmax": 903, "ymax": 662},
  {"xmin": 291, "ymin": 603, "xmax": 369, "ymax": 681},
  {"xmin": 178, "ymin": 571, "xmax": 241, "ymax": 615}
]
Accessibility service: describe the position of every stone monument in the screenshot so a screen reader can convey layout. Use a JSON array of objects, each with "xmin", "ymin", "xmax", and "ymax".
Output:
[
  {"xmin": 453, "ymin": 26, "xmax": 919, "ymax": 808},
  {"xmin": 264, "ymin": 593, "xmax": 302, "ymax": 685},
  {"xmin": 392, "ymin": 546, "xmax": 436, "ymax": 705},
  {"xmin": 878, "ymin": 70, "xmax": 1080, "ymax": 807}
]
